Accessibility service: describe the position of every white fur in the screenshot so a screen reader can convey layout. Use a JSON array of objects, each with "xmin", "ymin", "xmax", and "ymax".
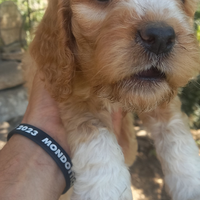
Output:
[
  {"xmin": 73, "ymin": 0, "xmax": 191, "ymax": 33},
  {"xmin": 128, "ymin": 0, "xmax": 182, "ymax": 18},
  {"xmin": 143, "ymin": 106, "xmax": 200, "ymax": 200},
  {"xmin": 71, "ymin": 128, "xmax": 132, "ymax": 200},
  {"xmin": 72, "ymin": 4, "xmax": 107, "ymax": 22},
  {"xmin": 126, "ymin": 0, "xmax": 190, "ymax": 31}
]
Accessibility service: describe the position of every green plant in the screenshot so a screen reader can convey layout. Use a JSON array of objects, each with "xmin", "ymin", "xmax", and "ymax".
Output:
[
  {"xmin": 0, "ymin": 0, "xmax": 46, "ymax": 47},
  {"xmin": 180, "ymin": 5, "xmax": 200, "ymax": 129},
  {"xmin": 180, "ymin": 77, "xmax": 200, "ymax": 129}
]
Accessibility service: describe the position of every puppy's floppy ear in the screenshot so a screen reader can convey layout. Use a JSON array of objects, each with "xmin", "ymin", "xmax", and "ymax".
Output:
[
  {"xmin": 29, "ymin": 0, "xmax": 75, "ymax": 101},
  {"xmin": 183, "ymin": 0, "xmax": 198, "ymax": 17}
]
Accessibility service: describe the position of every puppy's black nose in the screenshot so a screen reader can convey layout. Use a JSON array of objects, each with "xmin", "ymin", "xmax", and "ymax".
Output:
[{"xmin": 138, "ymin": 22, "xmax": 175, "ymax": 55}]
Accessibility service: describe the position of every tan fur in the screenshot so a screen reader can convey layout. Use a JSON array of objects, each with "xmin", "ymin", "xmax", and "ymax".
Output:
[{"xmin": 25, "ymin": 0, "xmax": 200, "ymax": 199}]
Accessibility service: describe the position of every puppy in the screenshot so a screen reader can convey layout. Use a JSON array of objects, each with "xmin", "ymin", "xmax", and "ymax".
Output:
[{"xmin": 26, "ymin": 0, "xmax": 200, "ymax": 200}]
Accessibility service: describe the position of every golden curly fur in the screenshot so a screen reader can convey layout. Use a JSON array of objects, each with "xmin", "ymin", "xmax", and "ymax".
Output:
[{"xmin": 25, "ymin": 0, "xmax": 200, "ymax": 199}]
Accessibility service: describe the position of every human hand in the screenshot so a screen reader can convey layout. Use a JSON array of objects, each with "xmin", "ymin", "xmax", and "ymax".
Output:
[
  {"xmin": 22, "ymin": 72, "xmax": 70, "ymax": 154},
  {"xmin": 0, "ymin": 72, "xmax": 69, "ymax": 199}
]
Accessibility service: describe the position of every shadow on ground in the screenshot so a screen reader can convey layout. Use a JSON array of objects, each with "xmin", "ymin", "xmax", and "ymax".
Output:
[
  {"xmin": 131, "ymin": 125, "xmax": 200, "ymax": 200},
  {"xmin": 130, "ymin": 128, "xmax": 171, "ymax": 200}
]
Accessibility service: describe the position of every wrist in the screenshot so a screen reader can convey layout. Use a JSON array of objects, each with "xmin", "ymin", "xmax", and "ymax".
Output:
[
  {"xmin": 0, "ymin": 134, "xmax": 65, "ymax": 200},
  {"xmin": 7, "ymin": 123, "xmax": 75, "ymax": 194},
  {"xmin": 21, "ymin": 115, "xmax": 70, "ymax": 156}
]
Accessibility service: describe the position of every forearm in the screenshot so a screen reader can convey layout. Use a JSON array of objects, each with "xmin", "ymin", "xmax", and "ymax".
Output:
[
  {"xmin": 0, "ymin": 74, "xmax": 71, "ymax": 200},
  {"xmin": 0, "ymin": 134, "xmax": 65, "ymax": 200}
]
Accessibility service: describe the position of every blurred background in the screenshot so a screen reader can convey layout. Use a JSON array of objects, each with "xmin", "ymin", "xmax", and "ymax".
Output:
[{"xmin": 0, "ymin": 1, "xmax": 200, "ymax": 200}]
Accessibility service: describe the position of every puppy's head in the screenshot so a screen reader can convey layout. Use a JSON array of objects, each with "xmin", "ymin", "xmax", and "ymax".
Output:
[{"xmin": 30, "ymin": 0, "xmax": 200, "ymax": 112}]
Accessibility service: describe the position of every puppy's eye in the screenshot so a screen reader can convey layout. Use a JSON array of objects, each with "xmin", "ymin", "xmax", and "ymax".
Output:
[{"xmin": 181, "ymin": 0, "xmax": 185, "ymax": 3}]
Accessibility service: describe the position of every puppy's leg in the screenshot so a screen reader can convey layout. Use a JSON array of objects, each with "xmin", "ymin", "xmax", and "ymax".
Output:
[
  {"xmin": 70, "ymin": 127, "xmax": 132, "ymax": 200},
  {"xmin": 114, "ymin": 112, "xmax": 138, "ymax": 166},
  {"xmin": 139, "ymin": 96, "xmax": 200, "ymax": 200}
]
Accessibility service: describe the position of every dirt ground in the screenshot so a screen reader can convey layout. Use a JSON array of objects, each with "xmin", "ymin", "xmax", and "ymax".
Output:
[
  {"xmin": 131, "ymin": 127, "xmax": 171, "ymax": 200},
  {"xmin": 1, "ymin": 117, "xmax": 200, "ymax": 200},
  {"xmin": 131, "ymin": 125, "xmax": 200, "ymax": 200}
]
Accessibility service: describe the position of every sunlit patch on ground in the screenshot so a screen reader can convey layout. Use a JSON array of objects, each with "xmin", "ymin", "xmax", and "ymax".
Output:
[
  {"xmin": 131, "ymin": 186, "xmax": 146, "ymax": 200},
  {"xmin": 0, "ymin": 122, "xmax": 9, "ymax": 149},
  {"xmin": 191, "ymin": 129, "xmax": 200, "ymax": 155},
  {"xmin": 0, "ymin": 140, "xmax": 6, "ymax": 149},
  {"xmin": 0, "ymin": 116, "xmax": 23, "ymax": 149}
]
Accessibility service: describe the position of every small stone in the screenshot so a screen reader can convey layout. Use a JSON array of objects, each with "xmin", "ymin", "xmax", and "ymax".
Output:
[
  {"xmin": 0, "ymin": 2, "xmax": 25, "ymax": 46},
  {"xmin": 0, "ymin": 60, "xmax": 24, "ymax": 90},
  {"xmin": 1, "ymin": 50, "xmax": 24, "ymax": 61},
  {"xmin": 0, "ymin": 85, "xmax": 28, "ymax": 123}
]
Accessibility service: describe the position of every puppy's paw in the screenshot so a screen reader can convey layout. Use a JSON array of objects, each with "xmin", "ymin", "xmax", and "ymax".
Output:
[
  {"xmin": 71, "ymin": 166, "xmax": 132, "ymax": 200},
  {"xmin": 70, "ymin": 129, "xmax": 132, "ymax": 200}
]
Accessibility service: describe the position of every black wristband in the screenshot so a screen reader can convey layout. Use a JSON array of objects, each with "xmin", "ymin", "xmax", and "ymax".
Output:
[{"xmin": 7, "ymin": 124, "xmax": 75, "ymax": 194}]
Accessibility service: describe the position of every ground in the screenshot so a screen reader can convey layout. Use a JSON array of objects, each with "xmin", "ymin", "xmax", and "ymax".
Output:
[
  {"xmin": 1, "ymin": 117, "xmax": 200, "ymax": 200},
  {"xmin": 131, "ymin": 126, "xmax": 170, "ymax": 200}
]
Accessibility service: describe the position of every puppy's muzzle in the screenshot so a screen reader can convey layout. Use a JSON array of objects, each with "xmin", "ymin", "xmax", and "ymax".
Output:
[{"xmin": 138, "ymin": 22, "xmax": 176, "ymax": 55}]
